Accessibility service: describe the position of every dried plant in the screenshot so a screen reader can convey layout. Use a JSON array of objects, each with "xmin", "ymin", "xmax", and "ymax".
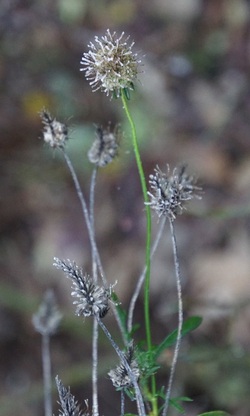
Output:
[{"xmin": 33, "ymin": 28, "xmax": 227, "ymax": 416}]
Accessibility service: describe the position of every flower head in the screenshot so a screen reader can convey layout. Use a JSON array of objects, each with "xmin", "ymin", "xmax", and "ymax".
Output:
[
  {"xmin": 108, "ymin": 342, "xmax": 140, "ymax": 389},
  {"xmin": 40, "ymin": 109, "xmax": 68, "ymax": 149},
  {"xmin": 146, "ymin": 164, "xmax": 202, "ymax": 221},
  {"xmin": 53, "ymin": 258, "xmax": 111, "ymax": 318},
  {"xmin": 88, "ymin": 124, "xmax": 120, "ymax": 167},
  {"xmin": 80, "ymin": 29, "xmax": 141, "ymax": 97},
  {"xmin": 32, "ymin": 289, "xmax": 62, "ymax": 336},
  {"xmin": 56, "ymin": 376, "xmax": 89, "ymax": 416}
]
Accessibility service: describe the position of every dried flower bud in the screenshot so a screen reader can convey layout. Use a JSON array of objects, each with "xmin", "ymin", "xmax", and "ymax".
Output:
[
  {"xmin": 56, "ymin": 376, "xmax": 89, "ymax": 416},
  {"xmin": 88, "ymin": 125, "xmax": 120, "ymax": 167},
  {"xmin": 146, "ymin": 164, "xmax": 202, "ymax": 221},
  {"xmin": 80, "ymin": 29, "xmax": 141, "ymax": 98},
  {"xmin": 108, "ymin": 342, "xmax": 140, "ymax": 389},
  {"xmin": 53, "ymin": 258, "xmax": 111, "ymax": 319},
  {"xmin": 40, "ymin": 109, "xmax": 68, "ymax": 149},
  {"xmin": 32, "ymin": 290, "xmax": 62, "ymax": 336}
]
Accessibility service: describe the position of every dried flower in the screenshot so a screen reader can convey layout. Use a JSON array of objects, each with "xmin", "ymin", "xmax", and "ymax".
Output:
[
  {"xmin": 56, "ymin": 376, "xmax": 89, "ymax": 416},
  {"xmin": 146, "ymin": 164, "xmax": 202, "ymax": 221},
  {"xmin": 108, "ymin": 342, "xmax": 140, "ymax": 389},
  {"xmin": 80, "ymin": 29, "xmax": 141, "ymax": 97},
  {"xmin": 40, "ymin": 109, "xmax": 68, "ymax": 149},
  {"xmin": 53, "ymin": 258, "xmax": 111, "ymax": 318},
  {"xmin": 32, "ymin": 290, "xmax": 62, "ymax": 336},
  {"xmin": 88, "ymin": 124, "xmax": 120, "ymax": 167}
]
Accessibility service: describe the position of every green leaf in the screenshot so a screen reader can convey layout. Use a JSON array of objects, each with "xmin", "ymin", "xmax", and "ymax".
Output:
[
  {"xmin": 169, "ymin": 396, "xmax": 193, "ymax": 413},
  {"xmin": 154, "ymin": 316, "xmax": 202, "ymax": 358},
  {"xmin": 197, "ymin": 412, "xmax": 231, "ymax": 416}
]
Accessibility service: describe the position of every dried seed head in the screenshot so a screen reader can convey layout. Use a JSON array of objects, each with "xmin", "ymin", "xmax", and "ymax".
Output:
[
  {"xmin": 80, "ymin": 29, "xmax": 141, "ymax": 97},
  {"xmin": 88, "ymin": 124, "xmax": 120, "ymax": 167},
  {"xmin": 146, "ymin": 164, "xmax": 202, "ymax": 221},
  {"xmin": 108, "ymin": 342, "xmax": 140, "ymax": 389},
  {"xmin": 53, "ymin": 258, "xmax": 111, "ymax": 319},
  {"xmin": 56, "ymin": 376, "xmax": 89, "ymax": 416},
  {"xmin": 40, "ymin": 109, "xmax": 68, "ymax": 149},
  {"xmin": 32, "ymin": 290, "xmax": 62, "ymax": 336}
]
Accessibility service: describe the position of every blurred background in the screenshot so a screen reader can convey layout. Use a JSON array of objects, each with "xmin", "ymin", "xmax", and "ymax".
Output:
[{"xmin": 1, "ymin": 0, "xmax": 250, "ymax": 415}]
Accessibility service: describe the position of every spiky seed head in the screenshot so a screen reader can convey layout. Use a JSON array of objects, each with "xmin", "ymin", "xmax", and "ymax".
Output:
[
  {"xmin": 80, "ymin": 29, "xmax": 141, "ymax": 98},
  {"xmin": 88, "ymin": 124, "xmax": 120, "ymax": 167},
  {"xmin": 53, "ymin": 258, "xmax": 111, "ymax": 319},
  {"xmin": 40, "ymin": 109, "xmax": 68, "ymax": 149},
  {"xmin": 146, "ymin": 164, "xmax": 202, "ymax": 221},
  {"xmin": 108, "ymin": 342, "xmax": 140, "ymax": 389}
]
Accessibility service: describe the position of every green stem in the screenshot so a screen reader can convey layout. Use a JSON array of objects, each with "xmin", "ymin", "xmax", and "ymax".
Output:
[{"xmin": 121, "ymin": 91, "xmax": 157, "ymax": 414}]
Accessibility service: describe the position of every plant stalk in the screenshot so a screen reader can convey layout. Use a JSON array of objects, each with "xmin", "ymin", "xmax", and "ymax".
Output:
[
  {"xmin": 162, "ymin": 220, "xmax": 183, "ymax": 416},
  {"xmin": 121, "ymin": 91, "xmax": 157, "ymax": 415}
]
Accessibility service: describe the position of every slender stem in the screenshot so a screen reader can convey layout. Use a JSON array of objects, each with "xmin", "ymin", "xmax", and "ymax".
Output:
[
  {"xmin": 92, "ymin": 318, "xmax": 99, "ymax": 416},
  {"xmin": 42, "ymin": 334, "xmax": 52, "ymax": 416},
  {"xmin": 127, "ymin": 217, "xmax": 166, "ymax": 333},
  {"xmin": 90, "ymin": 168, "xmax": 98, "ymax": 232},
  {"xmin": 96, "ymin": 316, "xmax": 146, "ymax": 416},
  {"xmin": 121, "ymin": 93, "xmax": 151, "ymax": 348},
  {"xmin": 121, "ymin": 92, "xmax": 156, "ymax": 413},
  {"xmin": 62, "ymin": 150, "xmax": 126, "ymax": 342},
  {"xmin": 121, "ymin": 390, "xmax": 125, "ymax": 416},
  {"xmin": 162, "ymin": 220, "xmax": 183, "ymax": 416},
  {"xmin": 89, "ymin": 167, "xmax": 99, "ymax": 416},
  {"xmin": 62, "ymin": 150, "xmax": 104, "ymax": 280}
]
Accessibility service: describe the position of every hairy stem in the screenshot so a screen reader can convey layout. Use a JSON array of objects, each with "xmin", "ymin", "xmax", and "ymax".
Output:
[
  {"xmin": 62, "ymin": 150, "xmax": 126, "ymax": 342},
  {"xmin": 162, "ymin": 220, "xmax": 183, "ymax": 416},
  {"xmin": 62, "ymin": 150, "xmax": 104, "ymax": 280},
  {"xmin": 121, "ymin": 390, "xmax": 125, "ymax": 416},
  {"xmin": 90, "ymin": 167, "xmax": 99, "ymax": 416},
  {"xmin": 96, "ymin": 316, "xmax": 146, "ymax": 416},
  {"xmin": 92, "ymin": 318, "xmax": 99, "ymax": 416},
  {"xmin": 42, "ymin": 334, "xmax": 52, "ymax": 416}
]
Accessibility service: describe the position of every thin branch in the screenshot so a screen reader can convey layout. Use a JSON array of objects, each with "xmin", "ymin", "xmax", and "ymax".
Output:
[
  {"xmin": 96, "ymin": 316, "xmax": 146, "ymax": 416},
  {"xmin": 92, "ymin": 317, "xmax": 99, "ymax": 416},
  {"xmin": 121, "ymin": 390, "xmax": 125, "ymax": 416},
  {"xmin": 62, "ymin": 150, "xmax": 126, "ymax": 341},
  {"xmin": 42, "ymin": 334, "xmax": 52, "ymax": 416},
  {"xmin": 62, "ymin": 150, "xmax": 105, "ymax": 282},
  {"xmin": 162, "ymin": 220, "xmax": 183, "ymax": 416},
  {"xmin": 89, "ymin": 167, "xmax": 98, "ymax": 233},
  {"xmin": 89, "ymin": 167, "xmax": 99, "ymax": 416},
  {"xmin": 127, "ymin": 217, "xmax": 166, "ymax": 333}
]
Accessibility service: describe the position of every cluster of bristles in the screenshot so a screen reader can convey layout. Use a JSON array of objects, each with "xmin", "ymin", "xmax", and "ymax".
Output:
[
  {"xmin": 80, "ymin": 29, "xmax": 141, "ymax": 98},
  {"xmin": 146, "ymin": 165, "xmax": 202, "ymax": 221},
  {"xmin": 53, "ymin": 258, "xmax": 112, "ymax": 319}
]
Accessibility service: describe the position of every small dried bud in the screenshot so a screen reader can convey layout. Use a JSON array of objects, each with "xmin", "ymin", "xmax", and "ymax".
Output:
[
  {"xmin": 32, "ymin": 290, "xmax": 62, "ymax": 336},
  {"xmin": 88, "ymin": 125, "xmax": 120, "ymax": 167},
  {"xmin": 53, "ymin": 258, "xmax": 111, "ymax": 319},
  {"xmin": 146, "ymin": 164, "xmax": 202, "ymax": 221},
  {"xmin": 108, "ymin": 342, "xmax": 140, "ymax": 389},
  {"xmin": 56, "ymin": 376, "xmax": 89, "ymax": 416},
  {"xmin": 80, "ymin": 29, "xmax": 141, "ymax": 98},
  {"xmin": 40, "ymin": 109, "xmax": 68, "ymax": 149}
]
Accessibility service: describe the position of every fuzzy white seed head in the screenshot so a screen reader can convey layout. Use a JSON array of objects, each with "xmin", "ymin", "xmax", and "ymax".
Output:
[{"xmin": 80, "ymin": 29, "xmax": 141, "ymax": 97}]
